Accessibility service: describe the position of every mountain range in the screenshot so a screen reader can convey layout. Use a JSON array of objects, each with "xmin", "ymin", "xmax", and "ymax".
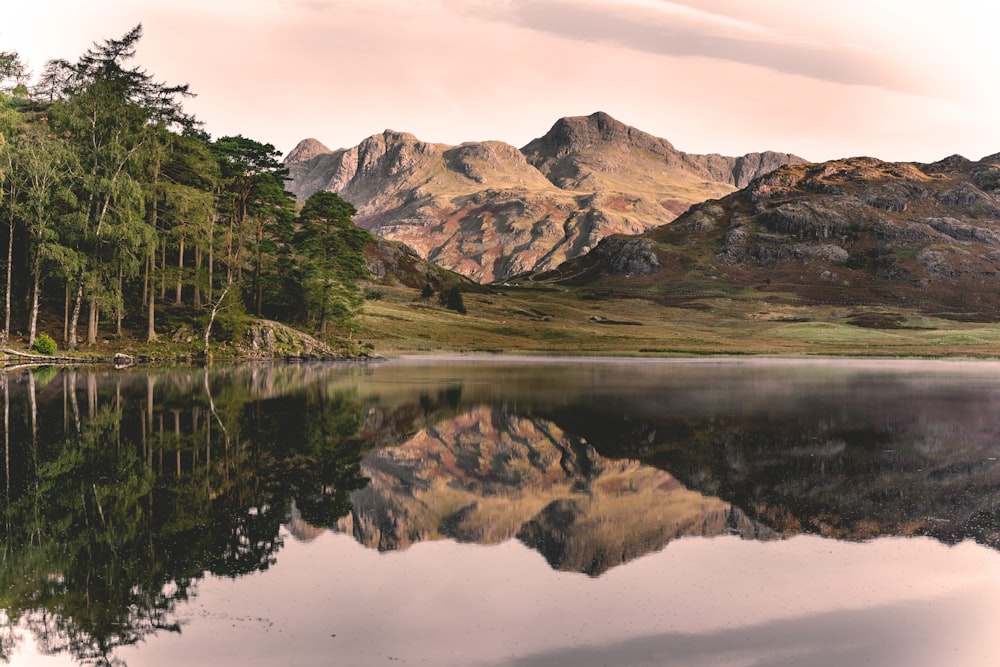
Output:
[
  {"xmin": 289, "ymin": 112, "xmax": 1000, "ymax": 323},
  {"xmin": 286, "ymin": 112, "xmax": 803, "ymax": 282},
  {"xmin": 548, "ymin": 152, "xmax": 1000, "ymax": 320}
]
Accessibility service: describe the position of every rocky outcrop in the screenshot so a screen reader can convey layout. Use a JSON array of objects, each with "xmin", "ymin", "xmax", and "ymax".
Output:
[
  {"xmin": 546, "ymin": 153, "xmax": 1000, "ymax": 320},
  {"xmin": 363, "ymin": 235, "xmax": 474, "ymax": 291},
  {"xmin": 285, "ymin": 113, "xmax": 802, "ymax": 283},
  {"xmin": 233, "ymin": 319, "xmax": 350, "ymax": 360}
]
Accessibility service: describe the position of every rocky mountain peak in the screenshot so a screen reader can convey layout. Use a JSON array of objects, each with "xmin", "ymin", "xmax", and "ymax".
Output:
[
  {"xmin": 354, "ymin": 129, "xmax": 435, "ymax": 180},
  {"xmin": 285, "ymin": 137, "xmax": 332, "ymax": 164},
  {"xmin": 523, "ymin": 111, "xmax": 677, "ymax": 159},
  {"xmin": 923, "ymin": 153, "xmax": 973, "ymax": 174},
  {"xmin": 365, "ymin": 129, "xmax": 425, "ymax": 148}
]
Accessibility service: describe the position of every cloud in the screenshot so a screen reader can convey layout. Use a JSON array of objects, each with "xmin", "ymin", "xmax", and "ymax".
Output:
[{"xmin": 457, "ymin": 0, "xmax": 913, "ymax": 93}]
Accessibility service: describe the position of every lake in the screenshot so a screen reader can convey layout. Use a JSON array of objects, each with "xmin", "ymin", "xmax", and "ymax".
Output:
[{"xmin": 2, "ymin": 357, "xmax": 999, "ymax": 666}]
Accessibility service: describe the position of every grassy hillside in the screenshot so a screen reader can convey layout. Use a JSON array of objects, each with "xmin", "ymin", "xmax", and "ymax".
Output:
[{"xmin": 356, "ymin": 281, "xmax": 1000, "ymax": 358}]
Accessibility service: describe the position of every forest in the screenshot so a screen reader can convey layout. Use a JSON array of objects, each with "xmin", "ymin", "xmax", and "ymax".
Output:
[{"xmin": 0, "ymin": 25, "xmax": 372, "ymax": 355}]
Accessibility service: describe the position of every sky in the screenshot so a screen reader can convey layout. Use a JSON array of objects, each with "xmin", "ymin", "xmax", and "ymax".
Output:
[{"xmin": 4, "ymin": 0, "xmax": 1000, "ymax": 163}]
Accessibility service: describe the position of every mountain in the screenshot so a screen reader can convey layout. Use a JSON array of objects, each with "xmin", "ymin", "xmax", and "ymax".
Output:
[
  {"xmin": 522, "ymin": 111, "xmax": 802, "ymax": 195},
  {"xmin": 543, "ymin": 153, "xmax": 1000, "ymax": 321},
  {"xmin": 285, "ymin": 112, "xmax": 803, "ymax": 283}
]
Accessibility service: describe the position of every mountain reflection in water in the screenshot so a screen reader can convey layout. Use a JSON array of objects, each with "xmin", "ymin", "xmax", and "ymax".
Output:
[
  {"xmin": 336, "ymin": 405, "xmax": 774, "ymax": 575},
  {"xmin": 1, "ymin": 358, "xmax": 999, "ymax": 666}
]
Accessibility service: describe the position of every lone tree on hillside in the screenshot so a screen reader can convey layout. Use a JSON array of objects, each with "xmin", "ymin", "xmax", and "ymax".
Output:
[{"xmin": 441, "ymin": 286, "xmax": 466, "ymax": 315}]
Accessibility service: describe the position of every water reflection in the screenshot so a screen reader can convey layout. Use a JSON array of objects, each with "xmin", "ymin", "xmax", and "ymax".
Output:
[
  {"xmin": 338, "ymin": 404, "xmax": 774, "ymax": 575},
  {"xmin": 0, "ymin": 365, "xmax": 367, "ymax": 665},
  {"xmin": 0, "ymin": 359, "xmax": 999, "ymax": 665}
]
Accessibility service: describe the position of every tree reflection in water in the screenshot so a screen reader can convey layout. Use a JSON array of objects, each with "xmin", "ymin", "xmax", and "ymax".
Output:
[{"xmin": 0, "ymin": 365, "xmax": 368, "ymax": 666}]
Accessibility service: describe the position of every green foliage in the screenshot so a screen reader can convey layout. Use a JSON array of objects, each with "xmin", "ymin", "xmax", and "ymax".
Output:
[
  {"xmin": 31, "ymin": 332, "xmax": 56, "ymax": 354},
  {"xmin": 295, "ymin": 191, "xmax": 373, "ymax": 332},
  {"xmin": 363, "ymin": 287, "xmax": 384, "ymax": 301},
  {"xmin": 420, "ymin": 283, "xmax": 435, "ymax": 299},
  {"xmin": 35, "ymin": 25, "xmax": 196, "ymax": 348},
  {"xmin": 0, "ymin": 25, "xmax": 374, "ymax": 354},
  {"xmin": 441, "ymin": 286, "xmax": 467, "ymax": 314},
  {"xmin": 0, "ymin": 50, "xmax": 28, "ymax": 95},
  {"xmin": 209, "ymin": 134, "xmax": 296, "ymax": 317},
  {"xmin": 209, "ymin": 288, "xmax": 249, "ymax": 343}
]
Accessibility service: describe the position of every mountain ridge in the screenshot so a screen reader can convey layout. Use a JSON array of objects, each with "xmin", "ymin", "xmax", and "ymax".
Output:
[
  {"xmin": 521, "ymin": 111, "xmax": 802, "ymax": 191},
  {"xmin": 539, "ymin": 151, "xmax": 1000, "ymax": 320},
  {"xmin": 285, "ymin": 112, "xmax": 805, "ymax": 282}
]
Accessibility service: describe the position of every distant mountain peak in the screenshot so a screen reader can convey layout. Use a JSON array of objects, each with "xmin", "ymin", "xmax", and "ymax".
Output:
[
  {"xmin": 366, "ymin": 129, "xmax": 424, "ymax": 147},
  {"xmin": 522, "ymin": 112, "xmax": 805, "ymax": 192},
  {"xmin": 924, "ymin": 153, "xmax": 973, "ymax": 173},
  {"xmin": 525, "ymin": 111, "xmax": 676, "ymax": 159},
  {"xmin": 285, "ymin": 137, "xmax": 332, "ymax": 164}
]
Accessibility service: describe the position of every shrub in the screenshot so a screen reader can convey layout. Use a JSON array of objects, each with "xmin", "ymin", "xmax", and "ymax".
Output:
[
  {"xmin": 363, "ymin": 288, "xmax": 384, "ymax": 301},
  {"xmin": 441, "ymin": 286, "xmax": 467, "ymax": 314},
  {"xmin": 32, "ymin": 333, "xmax": 57, "ymax": 355}
]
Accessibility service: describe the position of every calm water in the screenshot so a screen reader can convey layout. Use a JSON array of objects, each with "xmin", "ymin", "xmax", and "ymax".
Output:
[{"xmin": 2, "ymin": 357, "xmax": 1000, "ymax": 666}]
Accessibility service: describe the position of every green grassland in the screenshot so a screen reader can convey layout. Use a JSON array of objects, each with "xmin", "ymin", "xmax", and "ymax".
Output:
[{"xmin": 357, "ymin": 282, "xmax": 1000, "ymax": 358}]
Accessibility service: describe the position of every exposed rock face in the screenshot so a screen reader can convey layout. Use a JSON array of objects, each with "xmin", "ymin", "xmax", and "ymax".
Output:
[
  {"xmin": 233, "ymin": 319, "xmax": 348, "ymax": 359},
  {"xmin": 335, "ymin": 405, "xmax": 773, "ymax": 575},
  {"xmin": 550, "ymin": 153, "xmax": 1000, "ymax": 320},
  {"xmin": 580, "ymin": 236, "xmax": 662, "ymax": 276},
  {"xmin": 522, "ymin": 111, "xmax": 804, "ymax": 190},
  {"xmin": 285, "ymin": 112, "xmax": 802, "ymax": 283},
  {"xmin": 363, "ymin": 235, "xmax": 474, "ymax": 291}
]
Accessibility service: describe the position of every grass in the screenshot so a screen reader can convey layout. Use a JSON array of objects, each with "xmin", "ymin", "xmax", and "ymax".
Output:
[
  {"xmin": 15, "ymin": 280, "xmax": 1000, "ymax": 364},
  {"xmin": 356, "ymin": 282, "xmax": 1000, "ymax": 359}
]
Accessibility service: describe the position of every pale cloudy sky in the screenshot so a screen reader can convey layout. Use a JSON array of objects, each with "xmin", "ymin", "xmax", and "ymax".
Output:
[{"xmin": 5, "ymin": 0, "xmax": 1000, "ymax": 163}]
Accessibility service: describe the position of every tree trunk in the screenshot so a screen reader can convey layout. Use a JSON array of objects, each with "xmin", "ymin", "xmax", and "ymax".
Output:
[
  {"xmin": 204, "ymin": 282, "xmax": 231, "ymax": 359},
  {"xmin": 147, "ymin": 158, "xmax": 158, "ymax": 308},
  {"xmin": 147, "ymin": 248, "xmax": 157, "ymax": 341},
  {"xmin": 254, "ymin": 222, "xmax": 264, "ymax": 316},
  {"xmin": 68, "ymin": 281, "xmax": 83, "ymax": 350},
  {"xmin": 87, "ymin": 299, "xmax": 98, "ymax": 345},
  {"xmin": 194, "ymin": 245, "xmax": 202, "ymax": 309},
  {"xmin": 28, "ymin": 265, "xmax": 40, "ymax": 349},
  {"xmin": 160, "ymin": 236, "xmax": 167, "ymax": 301},
  {"xmin": 207, "ymin": 230, "xmax": 214, "ymax": 305},
  {"xmin": 176, "ymin": 235, "xmax": 184, "ymax": 305},
  {"xmin": 116, "ymin": 264, "xmax": 123, "ymax": 336},
  {"xmin": 226, "ymin": 212, "xmax": 234, "ymax": 285},
  {"xmin": 4, "ymin": 219, "xmax": 13, "ymax": 345},
  {"xmin": 145, "ymin": 172, "xmax": 157, "ymax": 328},
  {"xmin": 63, "ymin": 282, "xmax": 70, "ymax": 345}
]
